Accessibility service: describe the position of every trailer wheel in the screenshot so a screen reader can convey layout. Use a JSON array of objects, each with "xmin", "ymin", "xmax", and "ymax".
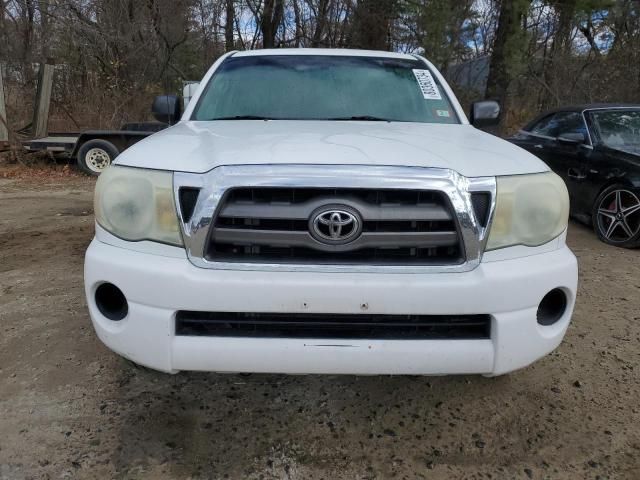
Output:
[{"xmin": 77, "ymin": 139, "xmax": 119, "ymax": 175}]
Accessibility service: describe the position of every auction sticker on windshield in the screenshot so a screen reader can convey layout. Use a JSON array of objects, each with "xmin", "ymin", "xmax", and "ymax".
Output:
[{"xmin": 412, "ymin": 69, "xmax": 442, "ymax": 100}]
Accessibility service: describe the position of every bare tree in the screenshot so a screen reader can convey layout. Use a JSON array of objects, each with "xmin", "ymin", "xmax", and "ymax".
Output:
[
  {"xmin": 485, "ymin": 0, "xmax": 530, "ymax": 132},
  {"xmin": 1, "ymin": 0, "xmax": 639, "ymax": 135},
  {"xmin": 225, "ymin": 0, "xmax": 235, "ymax": 51},
  {"xmin": 348, "ymin": 0, "xmax": 398, "ymax": 50},
  {"xmin": 260, "ymin": 0, "xmax": 284, "ymax": 47}
]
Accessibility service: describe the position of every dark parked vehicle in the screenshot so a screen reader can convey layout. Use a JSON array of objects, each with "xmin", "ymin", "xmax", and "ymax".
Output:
[{"xmin": 510, "ymin": 104, "xmax": 640, "ymax": 248}]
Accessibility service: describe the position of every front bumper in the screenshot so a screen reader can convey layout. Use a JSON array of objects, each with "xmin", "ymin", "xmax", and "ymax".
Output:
[{"xmin": 84, "ymin": 239, "xmax": 578, "ymax": 375}]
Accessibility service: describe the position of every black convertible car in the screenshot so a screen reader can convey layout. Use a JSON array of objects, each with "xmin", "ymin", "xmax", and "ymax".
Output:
[{"xmin": 510, "ymin": 104, "xmax": 640, "ymax": 248}]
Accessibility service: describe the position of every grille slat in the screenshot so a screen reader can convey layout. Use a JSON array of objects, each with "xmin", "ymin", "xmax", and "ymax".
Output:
[
  {"xmin": 207, "ymin": 187, "xmax": 464, "ymax": 265},
  {"xmin": 220, "ymin": 198, "xmax": 452, "ymax": 221},
  {"xmin": 175, "ymin": 311, "xmax": 491, "ymax": 340},
  {"xmin": 212, "ymin": 228, "xmax": 458, "ymax": 251}
]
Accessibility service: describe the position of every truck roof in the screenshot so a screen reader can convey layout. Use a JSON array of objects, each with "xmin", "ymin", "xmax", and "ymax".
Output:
[{"xmin": 231, "ymin": 48, "xmax": 418, "ymax": 60}]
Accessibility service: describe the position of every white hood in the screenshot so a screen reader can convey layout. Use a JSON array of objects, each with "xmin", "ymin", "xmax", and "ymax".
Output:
[{"xmin": 116, "ymin": 120, "xmax": 549, "ymax": 178}]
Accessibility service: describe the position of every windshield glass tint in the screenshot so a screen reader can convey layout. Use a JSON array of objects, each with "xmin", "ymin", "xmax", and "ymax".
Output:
[
  {"xmin": 192, "ymin": 55, "xmax": 458, "ymax": 124},
  {"xmin": 591, "ymin": 110, "xmax": 640, "ymax": 154}
]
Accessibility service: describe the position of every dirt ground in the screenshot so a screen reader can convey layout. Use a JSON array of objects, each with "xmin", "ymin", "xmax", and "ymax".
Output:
[{"xmin": 1, "ymin": 172, "xmax": 639, "ymax": 480}]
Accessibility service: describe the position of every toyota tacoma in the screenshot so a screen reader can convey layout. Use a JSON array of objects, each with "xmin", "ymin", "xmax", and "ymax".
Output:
[{"xmin": 85, "ymin": 49, "xmax": 578, "ymax": 375}]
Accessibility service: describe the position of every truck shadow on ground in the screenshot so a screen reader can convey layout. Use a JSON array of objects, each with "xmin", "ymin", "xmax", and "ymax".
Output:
[{"xmin": 108, "ymin": 364, "xmax": 570, "ymax": 479}]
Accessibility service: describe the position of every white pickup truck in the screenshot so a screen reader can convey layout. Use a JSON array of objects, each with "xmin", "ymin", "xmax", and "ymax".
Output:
[{"xmin": 85, "ymin": 49, "xmax": 578, "ymax": 375}]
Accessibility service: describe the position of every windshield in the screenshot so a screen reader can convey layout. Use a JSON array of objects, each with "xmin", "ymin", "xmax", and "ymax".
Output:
[
  {"xmin": 192, "ymin": 55, "xmax": 459, "ymax": 124},
  {"xmin": 591, "ymin": 109, "xmax": 640, "ymax": 155}
]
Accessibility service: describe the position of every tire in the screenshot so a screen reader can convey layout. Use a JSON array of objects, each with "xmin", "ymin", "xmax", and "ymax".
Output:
[
  {"xmin": 77, "ymin": 139, "xmax": 119, "ymax": 175},
  {"xmin": 592, "ymin": 184, "xmax": 640, "ymax": 248}
]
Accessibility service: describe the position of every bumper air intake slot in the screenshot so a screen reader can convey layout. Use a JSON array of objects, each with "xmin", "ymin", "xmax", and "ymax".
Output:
[
  {"xmin": 178, "ymin": 187, "xmax": 201, "ymax": 223},
  {"xmin": 175, "ymin": 311, "xmax": 491, "ymax": 340},
  {"xmin": 471, "ymin": 192, "xmax": 492, "ymax": 227}
]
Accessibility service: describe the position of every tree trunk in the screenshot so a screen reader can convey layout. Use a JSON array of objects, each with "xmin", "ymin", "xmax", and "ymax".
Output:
[
  {"xmin": 349, "ymin": 0, "xmax": 397, "ymax": 51},
  {"xmin": 311, "ymin": 0, "xmax": 330, "ymax": 47},
  {"xmin": 0, "ymin": 2, "xmax": 5, "ymax": 54},
  {"xmin": 579, "ymin": 20, "xmax": 601, "ymax": 57},
  {"xmin": 541, "ymin": 0, "xmax": 576, "ymax": 109},
  {"xmin": 22, "ymin": 0, "xmax": 36, "ymax": 67},
  {"xmin": 485, "ymin": 0, "xmax": 529, "ymax": 133},
  {"xmin": 261, "ymin": 0, "xmax": 284, "ymax": 48},
  {"xmin": 225, "ymin": 0, "xmax": 235, "ymax": 51},
  {"xmin": 292, "ymin": 0, "xmax": 302, "ymax": 47},
  {"xmin": 38, "ymin": 0, "xmax": 51, "ymax": 61}
]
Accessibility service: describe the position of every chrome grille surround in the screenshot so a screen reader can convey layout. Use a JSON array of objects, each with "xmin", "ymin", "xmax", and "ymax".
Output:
[{"xmin": 174, "ymin": 165, "xmax": 496, "ymax": 273}]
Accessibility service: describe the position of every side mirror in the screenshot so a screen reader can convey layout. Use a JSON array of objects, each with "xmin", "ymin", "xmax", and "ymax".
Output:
[
  {"xmin": 470, "ymin": 100, "xmax": 501, "ymax": 128},
  {"xmin": 152, "ymin": 95, "xmax": 182, "ymax": 125},
  {"xmin": 557, "ymin": 132, "xmax": 586, "ymax": 145}
]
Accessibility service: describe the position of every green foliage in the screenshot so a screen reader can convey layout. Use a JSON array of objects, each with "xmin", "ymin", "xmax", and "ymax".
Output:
[{"xmin": 401, "ymin": 0, "xmax": 476, "ymax": 68}]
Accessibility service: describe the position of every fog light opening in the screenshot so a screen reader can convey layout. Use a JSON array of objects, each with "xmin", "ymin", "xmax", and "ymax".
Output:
[
  {"xmin": 537, "ymin": 288, "xmax": 567, "ymax": 326},
  {"xmin": 95, "ymin": 283, "xmax": 128, "ymax": 321}
]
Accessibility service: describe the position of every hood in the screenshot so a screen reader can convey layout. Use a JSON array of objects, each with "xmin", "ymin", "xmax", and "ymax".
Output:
[
  {"xmin": 116, "ymin": 120, "xmax": 549, "ymax": 178},
  {"xmin": 604, "ymin": 145, "xmax": 640, "ymax": 158}
]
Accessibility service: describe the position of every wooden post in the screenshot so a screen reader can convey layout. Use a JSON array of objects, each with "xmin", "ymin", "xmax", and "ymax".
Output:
[
  {"xmin": 0, "ymin": 63, "xmax": 8, "ymax": 144},
  {"xmin": 32, "ymin": 62, "xmax": 55, "ymax": 138}
]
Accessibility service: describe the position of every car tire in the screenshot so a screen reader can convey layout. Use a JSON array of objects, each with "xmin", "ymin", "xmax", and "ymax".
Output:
[
  {"xmin": 592, "ymin": 184, "xmax": 640, "ymax": 248},
  {"xmin": 77, "ymin": 139, "xmax": 119, "ymax": 175}
]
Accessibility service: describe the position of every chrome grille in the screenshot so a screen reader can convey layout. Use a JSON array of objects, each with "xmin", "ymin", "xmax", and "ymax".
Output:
[
  {"xmin": 174, "ymin": 165, "xmax": 496, "ymax": 273},
  {"xmin": 206, "ymin": 187, "xmax": 464, "ymax": 265}
]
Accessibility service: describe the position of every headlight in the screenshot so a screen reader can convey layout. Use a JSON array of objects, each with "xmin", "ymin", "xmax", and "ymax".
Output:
[
  {"xmin": 94, "ymin": 166, "xmax": 183, "ymax": 246},
  {"xmin": 486, "ymin": 172, "xmax": 569, "ymax": 250}
]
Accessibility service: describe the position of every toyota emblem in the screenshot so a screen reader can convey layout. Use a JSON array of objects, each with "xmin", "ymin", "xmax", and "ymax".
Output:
[{"xmin": 309, "ymin": 206, "xmax": 362, "ymax": 244}]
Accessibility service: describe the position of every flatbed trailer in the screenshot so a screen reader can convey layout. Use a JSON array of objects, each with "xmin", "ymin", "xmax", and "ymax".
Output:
[
  {"xmin": 18, "ymin": 82, "xmax": 196, "ymax": 174},
  {"xmin": 23, "ymin": 133, "xmax": 79, "ymax": 154},
  {"xmin": 21, "ymin": 123, "xmax": 167, "ymax": 175}
]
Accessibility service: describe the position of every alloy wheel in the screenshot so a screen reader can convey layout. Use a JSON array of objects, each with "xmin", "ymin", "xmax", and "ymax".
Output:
[{"xmin": 596, "ymin": 189, "xmax": 640, "ymax": 243}]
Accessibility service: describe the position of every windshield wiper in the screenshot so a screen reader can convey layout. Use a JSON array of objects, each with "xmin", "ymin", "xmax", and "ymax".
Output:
[
  {"xmin": 208, "ymin": 115, "xmax": 274, "ymax": 120},
  {"xmin": 327, "ymin": 115, "xmax": 393, "ymax": 122},
  {"xmin": 207, "ymin": 115, "xmax": 395, "ymax": 122}
]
